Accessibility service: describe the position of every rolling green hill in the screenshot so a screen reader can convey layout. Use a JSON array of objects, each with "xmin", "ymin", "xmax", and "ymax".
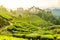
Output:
[{"xmin": 0, "ymin": 6, "xmax": 60, "ymax": 40}]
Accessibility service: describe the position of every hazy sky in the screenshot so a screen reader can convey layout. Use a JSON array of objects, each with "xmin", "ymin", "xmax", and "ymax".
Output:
[{"xmin": 0, "ymin": 0, "xmax": 60, "ymax": 9}]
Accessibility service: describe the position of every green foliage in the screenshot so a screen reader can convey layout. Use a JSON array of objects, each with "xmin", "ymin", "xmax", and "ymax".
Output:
[{"xmin": 0, "ymin": 35, "xmax": 25, "ymax": 40}]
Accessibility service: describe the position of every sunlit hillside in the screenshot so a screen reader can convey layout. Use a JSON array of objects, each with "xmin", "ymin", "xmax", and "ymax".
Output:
[{"xmin": 0, "ymin": 5, "xmax": 60, "ymax": 40}]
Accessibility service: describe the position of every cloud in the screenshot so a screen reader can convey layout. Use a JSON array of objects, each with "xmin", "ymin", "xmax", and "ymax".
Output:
[{"xmin": 0, "ymin": 0, "xmax": 60, "ymax": 9}]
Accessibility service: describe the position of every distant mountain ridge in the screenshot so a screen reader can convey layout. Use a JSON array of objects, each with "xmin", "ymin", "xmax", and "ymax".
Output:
[
  {"xmin": 45, "ymin": 8, "xmax": 60, "ymax": 18},
  {"xmin": 52, "ymin": 8, "xmax": 60, "ymax": 18}
]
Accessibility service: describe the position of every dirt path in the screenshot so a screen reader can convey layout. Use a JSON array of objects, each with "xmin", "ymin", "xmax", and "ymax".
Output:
[{"xmin": 0, "ymin": 21, "xmax": 13, "ymax": 33}]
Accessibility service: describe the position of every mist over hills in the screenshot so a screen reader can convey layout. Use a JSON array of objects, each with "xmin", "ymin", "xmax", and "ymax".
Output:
[{"xmin": 45, "ymin": 7, "xmax": 60, "ymax": 18}]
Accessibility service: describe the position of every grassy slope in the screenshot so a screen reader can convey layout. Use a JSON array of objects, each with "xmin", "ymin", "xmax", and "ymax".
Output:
[
  {"xmin": 0, "ymin": 7, "xmax": 60, "ymax": 40},
  {"xmin": 6, "ymin": 14, "xmax": 51, "ymax": 37},
  {"xmin": 0, "ymin": 8, "xmax": 12, "ymax": 19}
]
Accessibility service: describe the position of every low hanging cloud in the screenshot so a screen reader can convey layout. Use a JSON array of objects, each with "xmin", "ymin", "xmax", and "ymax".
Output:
[{"xmin": 0, "ymin": 0, "xmax": 60, "ymax": 9}]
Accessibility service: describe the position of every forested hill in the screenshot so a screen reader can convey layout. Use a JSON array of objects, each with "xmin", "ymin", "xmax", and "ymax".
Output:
[{"xmin": 0, "ymin": 6, "xmax": 60, "ymax": 40}]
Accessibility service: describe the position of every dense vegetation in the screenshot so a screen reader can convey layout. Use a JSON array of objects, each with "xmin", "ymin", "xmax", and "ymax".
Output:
[{"xmin": 0, "ymin": 6, "xmax": 60, "ymax": 40}]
